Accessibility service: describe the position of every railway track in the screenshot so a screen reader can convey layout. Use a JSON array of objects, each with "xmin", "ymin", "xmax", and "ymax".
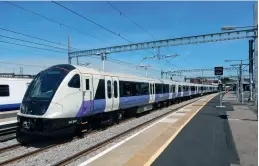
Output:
[
  {"xmin": 0, "ymin": 96, "xmax": 206, "ymax": 166},
  {"xmin": 52, "ymin": 97, "xmax": 203, "ymax": 166},
  {"xmin": 0, "ymin": 126, "xmax": 17, "ymax": 142},
  {"xmin": 0, "ymin": 112, "xmax": 145, "ymax": 165}
]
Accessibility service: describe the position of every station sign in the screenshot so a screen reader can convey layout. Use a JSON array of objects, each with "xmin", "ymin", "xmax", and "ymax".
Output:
[{"xmin": 214, "ymin": 66, "xmax": 223, "ymax": 75}]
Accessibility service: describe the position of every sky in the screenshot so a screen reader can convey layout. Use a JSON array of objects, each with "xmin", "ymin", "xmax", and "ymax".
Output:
[{"xmin": 0, "ymin": 1, "xmax": 257, "ymax": 81}]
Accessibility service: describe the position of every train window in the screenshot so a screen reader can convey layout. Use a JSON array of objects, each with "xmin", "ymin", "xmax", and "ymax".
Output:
[
  {"xmin": 68, "ymin": 74, "xmax": 80, "ymax": 88},
  {"xmin": 153, "ymin": 83, "xmax": 155, "ymax": 94},
  {"xmin": 178, "ymin": 85, "xmax": 182, "ymax": 92},
  {"xmin": 0, "ymin": 85, "xmax": 9, "ymax": 97},
  {"xmin": 85, "ymin": 79, "xmax": 89, "ymax": 90},
  {"xmin": 120, "ymin": 81, "xmax": 132, "ymax": 97},
  {"xmin": 172, "ymin": 85, "xmax": 175, "ymax": 93},
  {"xmin": 107, "ymin": 80, "xmax": 112, "ymax": 98},
  {"xmin": 191, "ymin": 86, "xmax": 195, "ymax": 91},
  {"xmin": 95, "ymin": 79, "xmax": 105, "ymax": 99},
  {"xmin": 141, "ymin": 83, "xmax": 149, "ymax": 95},
  {"xmin": 134, "ymin": 83, "xmax": 142, "ymax": 96},
  {"xmin": 149, "ymin": 83, "xmax": 152, "ymax": 94},
  {"xmin": 163, "ymin": 84, "xmax": 169, "ymax": 93},
  {"xmin": 114, "ymin": 81, "xmax": 118, "ymax": 98},
  {"xmin": 183, "ymin": 86, "xmax": 186, "ymax": 92},
  {"xmin": 155, "ymin": 84, "xmax": 163, "ymax": 94}
]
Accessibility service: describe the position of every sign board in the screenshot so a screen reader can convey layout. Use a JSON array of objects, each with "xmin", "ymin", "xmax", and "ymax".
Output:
[{"xmin": 214, "ymin": 67, "xmax": 223, "ymax": 75}]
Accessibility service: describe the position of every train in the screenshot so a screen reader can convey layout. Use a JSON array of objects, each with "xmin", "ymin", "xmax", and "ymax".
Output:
[
  {"xmin": 16, "ymin": 64, "xmax": 218, "ymax": 140},
  {"xmin": 0, "ymin": 76, "xmax": 32, "ymax": 111}
]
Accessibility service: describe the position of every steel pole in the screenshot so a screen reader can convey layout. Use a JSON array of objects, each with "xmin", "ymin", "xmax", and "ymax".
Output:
[
  {"xmin": 102, "ymin": 53, "xmax": 105, "ymax": 71},
  {"xmin": 240, "ymin": 60, "xmax": 244, "ymax": 103},
  {"xmin": 249, "ymin": 39, "xmax": 254, "ymax": 101},
  {"xmin": 68, "ymin": 36, "xmax": 71, "ymax": 64},
  {"xmin": 253, "ymin": 4, "xmax": 258, "ymax": 106}
]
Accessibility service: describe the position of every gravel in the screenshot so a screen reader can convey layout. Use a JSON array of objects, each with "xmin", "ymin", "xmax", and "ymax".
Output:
[
  {"xmin": 9, "ymin": 97, "xmax": 201, "ymax": 166},
  {"xmin": 0, "ymin": 138, "xmax": 19, "ymax": 149},
  {"xmin": 0, "ymin": 146, "xmax": 39, "ymax": 163}
]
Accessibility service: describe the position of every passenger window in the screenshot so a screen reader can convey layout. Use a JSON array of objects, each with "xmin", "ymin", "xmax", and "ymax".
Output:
[
  {"xmin": 0, "ymin": 85, "xmax": 10, "ymax": 96},
  {"xmin": 107, "ymin": 80, "xmax": 111, "ymax": 98},
  {"xmin": 95, "ymin": 79, "xmax": 105, "ymax": 99},
  {"xmin": 85, "ymin": 79, "xmax": 89, "ymax": 90},
  {"xmin": 178, "ymin": 86, "xmax": 181, "ymax": 92},
  {"xmin": 68, "ymin": 74, "xmax": 80, "ymax": 88},
  {"xmin": 114, "ymin": 81, "xmax": 118, "ymax": 98}
]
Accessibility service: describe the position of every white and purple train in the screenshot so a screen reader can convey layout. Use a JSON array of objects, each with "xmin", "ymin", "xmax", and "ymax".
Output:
[
  {"xmin": 0, "ymin": 76, "xmax": 32, "ymax": 111},
  {"xmin": 16, "ymin": 64, "xmax": 217, "ymax": 137}
]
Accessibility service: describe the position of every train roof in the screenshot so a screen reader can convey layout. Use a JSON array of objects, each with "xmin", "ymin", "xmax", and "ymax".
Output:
[
  {"xmin": 71, "ymin": 65, "xmax": 216, "ymax": 87},
  {"xmin": 46, "ymin": 64, "xmax": 217, "ymax": 87}
]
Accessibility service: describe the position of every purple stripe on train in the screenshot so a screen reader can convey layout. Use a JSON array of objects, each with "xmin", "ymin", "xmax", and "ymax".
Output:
[
  {"xmin": 120, "ymin": 95, "xmax": 150, "ymax": 109},
  {"xmin": 172, "ymin": 93, "xmax": 178, "ymax": 98},
  {"xmin": 76, "ymin": 99, "xmax": 106, "ymax": 117},
  {"xmin": 155, "ymin": 93, "xmax": 170, "ymax": 102}
]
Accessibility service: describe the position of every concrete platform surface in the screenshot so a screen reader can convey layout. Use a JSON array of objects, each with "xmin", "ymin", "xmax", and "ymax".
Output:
[
  {"xmin": 0, "ymin": 110, "xmax": 18, "ymax": 119},
  {"xmin": 0, "ymin": 117, "xmax": 17, "ymax": 129},
  {"xmin": 78, "ymin": 93, "xmax": 218, "ymax": 166},
  {"xmin": 224, "ymin": 92, "xmax": 258, "ymax": 166},
  {"xmin": 151, "ymin": 92, "xmax": 257, "ymax": 166}
]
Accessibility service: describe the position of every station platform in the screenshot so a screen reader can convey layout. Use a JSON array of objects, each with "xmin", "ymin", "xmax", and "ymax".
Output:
[
  {"xmin": 0, "ymin": 110, "xmax": 18, "ymax": 119},
  {"xmin": 0, "ymin": 110, "xmax": 18, "ymax": 129},
  {"xmin": 79, "ymin": 92, "xmax": 257, "ymax": 166}
]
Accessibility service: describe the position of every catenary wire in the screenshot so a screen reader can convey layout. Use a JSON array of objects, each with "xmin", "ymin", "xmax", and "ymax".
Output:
[
  {"xmin": 5, "ymin": 1, "xmax": 114, "ymax": 46},
  {"xmin": 0, "ymin": 40, "xmax": 67, "ymax": 54},
  {"xmin": 0, "ymin": 27, "xmax": 78, "ymax": 51},
  {"xmin": 0, "ymin": 34, "xmax": 68, "ymax": 51},
  {"xmin": 105, "ymin": 1, "xmax": 156, "ymax": 40}
]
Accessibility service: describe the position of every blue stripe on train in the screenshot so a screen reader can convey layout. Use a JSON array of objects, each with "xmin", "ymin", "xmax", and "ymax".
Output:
[
  {"xmin": 76, "ymin": 99, "xmax": 106, "ymax": 117},
  {"xmin": 0, "ymin": 103, "xmax": 21, "ymax": 111},
  {"xmin": 155, "ymin": 93, "xmax": 170, "ymax": 102},
  {"xmin": 75, "ymin": 90, "xmax": 203, "ymax": 117},
  {"xmin": 120, "ymin": 95, "xmax": 150, "ymax": 109}
]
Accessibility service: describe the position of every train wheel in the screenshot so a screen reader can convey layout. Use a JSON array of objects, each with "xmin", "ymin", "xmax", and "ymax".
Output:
[{"xmin": 115, "ymin": 112, "xmax": 123, "ymax": 124}]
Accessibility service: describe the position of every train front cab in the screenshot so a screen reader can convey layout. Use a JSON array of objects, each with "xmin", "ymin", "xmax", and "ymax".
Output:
[{"xmin": 16, "ymin": 64, "xmax": 86, "ymax": 141}]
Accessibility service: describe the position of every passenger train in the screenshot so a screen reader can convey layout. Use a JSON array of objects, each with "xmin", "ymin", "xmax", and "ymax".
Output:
[
  {"xmin": 16, "ymin": 64, "xmax": 218, "ymax": 139},
  {"xmin": 0, "ymin": 76, "xmax": 32, "ymax": 111}
]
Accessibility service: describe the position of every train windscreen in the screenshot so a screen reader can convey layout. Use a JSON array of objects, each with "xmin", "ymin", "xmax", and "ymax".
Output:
[{"xmin": 21, "ymin": 64, "xmax": 75, "ymax": 115}]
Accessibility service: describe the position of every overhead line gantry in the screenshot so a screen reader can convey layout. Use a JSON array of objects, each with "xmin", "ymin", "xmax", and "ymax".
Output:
[{"xmin": 68, "ymin": 28, "xmax": 257, "ymax": 62}]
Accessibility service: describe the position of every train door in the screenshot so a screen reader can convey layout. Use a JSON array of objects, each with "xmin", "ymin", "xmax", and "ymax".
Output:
[
  {"xmin": 112, "ymin": 77, "xmax": 119, "ymax": 110},
  {"xmin": 149, "ymin": 81, "xmax": 155, "ymax": 103},
  {"xmin": 172, "ymin": 84, "xmax": 176, "ymax": 98},
  {"xmin": 82, "ymin": 74, "xmax": 93, "ymax": 114},
  {"xmin": 105, "ymin": 76, "xmax": 119, "ymax": 112},
  {"xmin": 169, "ymin": 84, "xmax": 173, "ymax": 99}
]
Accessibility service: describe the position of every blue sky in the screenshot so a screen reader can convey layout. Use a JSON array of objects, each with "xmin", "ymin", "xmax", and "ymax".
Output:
[{"xmin": 0, "ymin": 1, "xmax": 257, "ymax": 80}]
